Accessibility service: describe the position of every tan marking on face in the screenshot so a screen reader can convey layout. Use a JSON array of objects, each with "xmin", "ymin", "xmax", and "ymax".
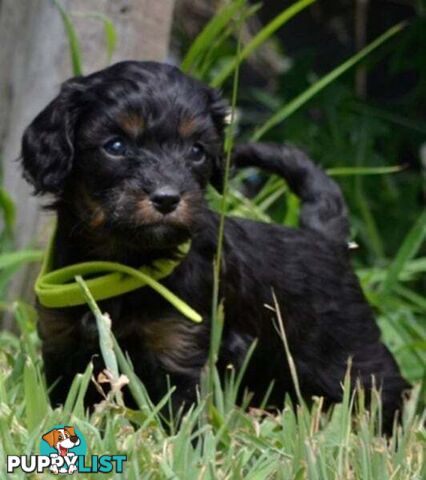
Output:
[
  {"xmin": 118, "ymin": 112, "xmax": 144, "ymax": 137},
  {"xmin": 90, "ymin": 208, "xmax": 106, "ymax": 228},
  {"xmin": 178, "ymin": 116, "xmax": 197, "ymax": 137},
  {"xmin": 76, "ymin": 185, "xmax": 106, "ymax": 228},
  {"xmin": 135, "ymin": 193, "xmax": 198, "ymax": 227},
  {"xmin": 136, "ymin": 196, "xmax": 164, "ymax": 224},
  {"xmin": 173, "ymin": 192, "xmax": 198, "ymax": 225}
]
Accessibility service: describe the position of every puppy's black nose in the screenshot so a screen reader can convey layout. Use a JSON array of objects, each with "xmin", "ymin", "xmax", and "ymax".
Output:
[{"xmin": 150, "ymin": 186, "xmax": 181, "ymax": 214}]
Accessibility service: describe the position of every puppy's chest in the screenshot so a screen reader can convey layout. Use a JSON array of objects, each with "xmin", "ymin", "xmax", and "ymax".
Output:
[
  {"xmin": 111, "ymin": 295, "xmax": 201, "ymax": 343},
  {"xmin": 96, "ymin": 290, "xmax": 210, "ymax": 371},
  {"xmin": 106, "ymin": 252, "xmax": 262, "ymax": 345}
]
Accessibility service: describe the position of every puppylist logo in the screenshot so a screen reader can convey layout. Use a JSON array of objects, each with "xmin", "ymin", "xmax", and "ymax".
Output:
[{"xmin": 7, "ymin": 425, "xmax": 126, "ymax": 475}]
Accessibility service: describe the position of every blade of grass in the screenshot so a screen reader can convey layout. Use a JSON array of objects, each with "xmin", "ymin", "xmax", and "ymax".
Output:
[
  {"xmin": 211, "ymin": 0, "xmax": 316, "ymax": 87},
  {"xmin": 283, "ymin": 192, "xmax": 300, "ymax": 227},
  {"xmin": 227, "ymin": 190, "xmax": 273, "ymax": 222},
  {"xmin": 23, "ymin": 357, "xmax": 48, "ymax": 432},
  {"xmin": 73, "ymin": 12, "xmax": 117, "ymax": 64},
  {"xmin": 354, "ymin": 121, "xmax": 385, "ymax": 259},
  {"xmin": 72, "ymin": 362, "xmax": 94, "ymax": 418},
  {"xmin": 0, "ymin": 250, "xmax": 43, "ymax": 270},
  {"xmin": 270, "ymin": 290, "xmax": 303, "ymax": 406},
  {"xmin": 349, "ymin": 102, "xmax": 426, "ymax": 134},
  {"xmin": 63, "ymin": 372, "xmax": 83, "ymax": 415},
  {"xmin": 252, "ymin": 175, "xmax": 285, "ymax": 203},
  {"xmin": 336, "ymin": 364, "xmax": 355, "ymax": 477},
  {"xmin": 63, "ymin": 362, "xmax": 93, "ymax": 417},
  {"xmin": 381, "ymin": 210, "xmax": 426, "ymax": 294},
  {"xmin": 208, "ymin": 16, "xmax": 244, "ymax": 395},
  {"xmin": 75, "ymin": 275, "xmax": 119, "ymax": 380},
  {"xmin": 393, "ymin": 285, "xmax": 426, "ymax": 311},
  {"xmin": 94, "ymin": 14, "xmax": 117, "ymax": 64},
  {"xmin": 181, "ymin": 0, "xmax": 245, "ymax": 73},
  {"xmin": 0, "ymin": 187, "xmax": 15, "ymax": 233},
  {"xmin": 140, "ymin": 386, "xmax": 176, "ymax": 431},
  {"xmin": 112, "ymin": 337, "xmax": 156, "ymax": 413},
  {"xmin": 258, "ymin": 184, "xmax": 287, "ymax": 211},
  {"xmin": 232, "ymin": 339, "xmax": 258, "ymax": 403},
  {"xmin": 196, "ymin": 3, "xmax": 262, "ymax": 80},
  {"xmin": 358, "ymin": 258, "xmax": 426, "ymax": 285},
  {"xmin": 252, "ymin": 22, "xmax": 406, "ymax": 140},
  {"xmin": 52, "ymin": 0, "xmax": 83, "ymax": 75},
  {"xmin": 327, "ymin": 165, "xmax": 403, "ymax": 176},
  {"xmin": 13, "ymin": 302, "xmax": 38, "ymax": 365}
]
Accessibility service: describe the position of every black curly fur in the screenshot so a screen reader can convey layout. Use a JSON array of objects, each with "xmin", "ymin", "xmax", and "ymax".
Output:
[{"xmin": 21, "ymin": 61, "xmax": 409, "ymax": 432}]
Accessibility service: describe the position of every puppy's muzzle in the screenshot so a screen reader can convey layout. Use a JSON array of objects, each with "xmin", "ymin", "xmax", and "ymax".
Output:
[{"xmin": 150, "ymin": 186, "xmax": 181, "ymax": 214}]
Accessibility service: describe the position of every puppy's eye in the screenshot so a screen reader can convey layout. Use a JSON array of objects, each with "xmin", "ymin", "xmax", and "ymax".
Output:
[
  {"xmin": 103, "ymin": 138, "xmax": 127, "ymax": 156},
  {"xmin": 189, "ymin": 143, "xmax": 205, "ymax": 164}
]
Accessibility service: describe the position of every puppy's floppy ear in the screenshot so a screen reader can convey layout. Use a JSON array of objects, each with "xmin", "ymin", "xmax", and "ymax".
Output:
[
  {"xmin": 42, "ymin": 430, "xmax": 57, "ymax": 447},
  {"xmin": 21, "ymin": 78, "xmax": 84, "ymax": 195},
  {"xmin": 207, "ymin": 88, "xmax": 230, "ymax": 193}
]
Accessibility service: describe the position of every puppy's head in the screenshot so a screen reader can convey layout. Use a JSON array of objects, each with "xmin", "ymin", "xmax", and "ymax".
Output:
[
  {"xmin": 22, "ymin": 61, "xmax": 229, "ymax": 248},
  {"xmin": 42, "ymin": 426, "xmax": 80, "ymax": 450}
]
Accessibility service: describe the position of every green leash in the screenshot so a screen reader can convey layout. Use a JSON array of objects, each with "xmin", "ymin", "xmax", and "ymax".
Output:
[{"xmin": 35, "ymin": 227, "xmax": 202, "ymax": 323}]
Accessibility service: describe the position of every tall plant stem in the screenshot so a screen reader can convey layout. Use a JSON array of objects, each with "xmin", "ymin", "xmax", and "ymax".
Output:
[{"xmin": 207, "ymin": 14, "xmax": 244, "ymax": 396}]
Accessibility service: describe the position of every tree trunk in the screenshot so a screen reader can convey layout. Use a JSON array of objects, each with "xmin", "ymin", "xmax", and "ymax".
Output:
[{"xmin": 0, "ymin": 0, "xmax": 175, "ymax": 329}]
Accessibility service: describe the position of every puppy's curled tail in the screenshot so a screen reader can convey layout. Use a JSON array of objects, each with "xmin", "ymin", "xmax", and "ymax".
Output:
[{"xmin": 233, "ymin": 143, "xmax": 349, "ymax": 244}]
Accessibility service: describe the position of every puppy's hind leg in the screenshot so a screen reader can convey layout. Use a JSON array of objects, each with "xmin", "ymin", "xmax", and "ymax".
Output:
[{"xmin": 233, "ymin": 143, "xmax": 349, "ymax": 245}]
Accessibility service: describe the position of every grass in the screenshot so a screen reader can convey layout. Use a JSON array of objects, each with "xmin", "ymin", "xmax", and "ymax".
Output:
[
  {"xmin": 0, "ymin": 298, "xmax": 424, "ymax": 479},
  {"xmin": 0, "ymin": 0, "xmax": 425, "ymax": 477}
]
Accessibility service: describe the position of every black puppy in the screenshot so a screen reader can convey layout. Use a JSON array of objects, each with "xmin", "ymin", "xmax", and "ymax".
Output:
[{"xmin": 21, "ymin": 61, "xmax": 408, "ymax": 430}]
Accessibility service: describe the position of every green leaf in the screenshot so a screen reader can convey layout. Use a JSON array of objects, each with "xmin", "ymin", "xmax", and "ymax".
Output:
[
  {"xmin": 62, "ymin": 362, "xmax": 93, "ymax": 417},
  {"xmin": 0, "ymin": 187, "xmax": 15, "ymax": 232},
  {"xmin": 52, "ymin": 0, "xmax": 83, "ymax": 75},
  {"xmin": 181, "ymin": 0, "xmax": 246, "ymax": 74},
  {"xmin": 211, "ymin": 0, "xmax": 315, "ymax": 87},
  {"xmin": 283, "ymin": 192, "xmax": 300, "ymax": 227},
  {"xmin": 73, "ymin": 12, "xmax": 117, "ymax": 64},
  {"xmin": 381, "ymin": 210, "xmax": 426, "ymax": 293},
  {"xmin": 354, "ymin": 122, "xmax": 385, "ymax": 259},
  {"xmin": 24, "ymin": 357, "xmax": 48, "ymax": 432},
  {"xmin": 100, "ymin": 15, "xmax": 117, "ymax": 64},
  {"xmin": 0, "ymin": 250, "xmax": 43, "ymax": 270},
  {"xmin": 76, "ymin": 275, "xmax": 119, "ymax": 379},
  {"xmin": 113, "ymin": 336, "xmax": 156, "ymax": 413},
  {"xmin": 394, "ymin": 285, "xmax": 426, "ymax": 312},
  {"xmin": 72, "ymin": 362, "xmax": 94, "ymax": 418},
  {"xmin": 327, "ymin": 165, "xmax": 403, "ymax": 176},
  {"xmin": 350, "ymin": 102, "xmax": 426, "ymax": 134},
  {"xmin": 252, "ymin": 22, "xmax": 406, "ymax": 140}
]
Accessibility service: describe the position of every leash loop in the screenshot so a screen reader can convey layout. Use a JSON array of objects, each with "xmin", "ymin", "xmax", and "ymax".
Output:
[{"xmin": 35, "ymin": 230, "xmax": 202, "ymax": 323}]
